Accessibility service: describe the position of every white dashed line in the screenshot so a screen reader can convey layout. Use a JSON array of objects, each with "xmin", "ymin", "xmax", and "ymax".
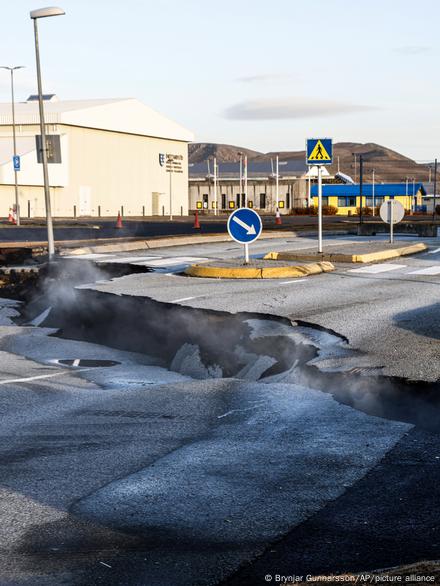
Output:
[
  {"xmin": 279, "ymin": 279, "xmax": 308, "ymax": 285},
  {"xmin": 348, "ymin": 264, "xmax": 407, "ymax": 274},
  {"xmin": 171, "ymin": 296, "xmax": 204, "ymax": 303},
  {"xmin": 408, "ymin": 266, "xmax": 440, "ymax": 275}
]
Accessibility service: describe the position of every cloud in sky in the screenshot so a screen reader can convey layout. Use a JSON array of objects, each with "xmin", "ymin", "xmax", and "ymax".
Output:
[
  {"xmin": 393, "ymin": 46, "xmax": 431, "ymax": 55},
  {"xmin": 223, "ymin": 97, "xmax": 377, "ymax": 121},
  {"xmin": 235, "ymin": 74, "xmax": 293, "ymax": 84}
]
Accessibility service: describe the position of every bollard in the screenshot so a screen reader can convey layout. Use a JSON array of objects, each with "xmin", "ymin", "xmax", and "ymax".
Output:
[
  {"xmin": 73, "ymin": 205, "xmax": 77, "ymax": 218},
  {"xmin": 98, "ymin": 205, "xmax": 101, "ymax": 217},
  {"xmin": 162, "ymin": 205, "xmax": 165, "ymax": 216},
  {"xmin": 27, "ymin": 200, "xmax": 31, "ymax": 218},
  {"xmin": 142, "ymin": 205, "xmax": 145, "ymax": 217},
  {"xmin": 181, "ymin": 206, "xmax": 183, "ymax": 216},
  {"xmin": 121, "ymin": 206, "xmax": 124, "ymax": 217}
]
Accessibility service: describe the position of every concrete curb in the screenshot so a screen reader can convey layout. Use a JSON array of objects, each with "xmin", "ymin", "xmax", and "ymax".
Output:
[
  {"xmin": 184, "ymin": 261, "xmax": 334, "ymax": 279},
  {"xmin": 265, "ymin": 242, "xmax": 428, "ymax": 264}
]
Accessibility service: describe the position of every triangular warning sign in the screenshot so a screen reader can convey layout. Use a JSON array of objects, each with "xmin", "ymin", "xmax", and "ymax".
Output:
[{"xmin": 308, "ymin": 140, "xmax": 331, "ymax": 161}]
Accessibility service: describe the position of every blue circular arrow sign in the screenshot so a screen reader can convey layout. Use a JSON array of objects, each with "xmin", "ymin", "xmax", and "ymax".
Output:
[{"xmin": 227, "ymin": 208, "xmax": 262, "ymax": 244}]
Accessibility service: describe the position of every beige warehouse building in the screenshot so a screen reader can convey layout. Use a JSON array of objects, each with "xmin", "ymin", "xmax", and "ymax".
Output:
[{"xmin": 0, "ymin": 95, "xmax": 193, "ymax": 218}]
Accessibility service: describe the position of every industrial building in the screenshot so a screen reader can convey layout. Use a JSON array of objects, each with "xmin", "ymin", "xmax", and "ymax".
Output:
[
  {"xmin": 0, "ymin": 95, "xmax": 193, "ymax": 218},
  {"xmin": 189, "ymin": 160, "xmax": 334, "ymax": 214},
  {"xmin": 310, "ymin": 183, "xmax": 426, "ymax": 215}
]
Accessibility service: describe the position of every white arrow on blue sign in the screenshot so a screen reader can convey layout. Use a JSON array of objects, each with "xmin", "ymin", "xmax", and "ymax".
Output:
[
  {"xmin": 13, "ymin": 155, "xmax": 20, "ymax": 171},
  {"xmin": 227, "ymin": 207, "xmax": 262, "ymax": 244}
]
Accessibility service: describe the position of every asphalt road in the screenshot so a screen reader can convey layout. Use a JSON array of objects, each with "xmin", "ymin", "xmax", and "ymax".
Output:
[{"xmin": 0, "ymin": 232, "xmax": 439, "ymax": 584}]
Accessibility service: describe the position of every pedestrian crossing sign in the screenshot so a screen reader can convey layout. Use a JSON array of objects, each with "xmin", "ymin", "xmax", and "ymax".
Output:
[{"xmin": 306, "ymin": 138, "xmax": 333, "ymax": 165}]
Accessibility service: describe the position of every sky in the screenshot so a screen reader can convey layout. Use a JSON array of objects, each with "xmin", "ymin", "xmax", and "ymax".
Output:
[{"xmin": 0, "ymin": 0, "xmax": 439, "ymax": 160}]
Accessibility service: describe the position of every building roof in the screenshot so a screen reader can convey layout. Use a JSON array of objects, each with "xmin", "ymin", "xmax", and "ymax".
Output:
[
  {"xmin": 311, "ymin": 182, "xmax": 426, "ymax": 197},
  {"xmin": 189, "ymin": 159, "xmax": 308, "ymax": 179},
  {"xmin": 0, "ymin": 97, "xmax": 194, "ymax": 143}
]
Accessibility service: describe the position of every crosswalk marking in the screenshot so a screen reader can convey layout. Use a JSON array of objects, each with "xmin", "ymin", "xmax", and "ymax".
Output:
[
  {"xmin": 96, "ymin": 256, "xmax": 160, "ymax": 264},
  {"xmin": 348, "ymin": 263, "xmax": 407, "ymax": 274},
  {"xmin": 132, "ymin": 257, "xmax": 208, "ymax": 267},
  {"xmin": 408, "ymin": 266, "xmax": 440, "ymax": 275},
  {"xmin": 65, "ymin": 253, "xmax": 116, "ymax": 260}
]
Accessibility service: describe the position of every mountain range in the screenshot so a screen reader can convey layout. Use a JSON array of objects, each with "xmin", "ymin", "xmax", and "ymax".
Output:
[{"xmin": 189, "ymin": 142, "xmax": 435, "ymax": 183}]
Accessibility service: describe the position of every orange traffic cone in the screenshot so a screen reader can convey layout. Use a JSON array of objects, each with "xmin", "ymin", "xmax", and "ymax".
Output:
[
  {"xmin": 8, "ymin": 209, "xmax": 16, "ymax": 224},
  {"xmin": 193, "ymin": 210, "xmax": 200, "ymax": 229},
  {"xmin": 115, "ymin": 211, "xmax": 123, "ymax": 228},
  {"xmin": 275, "ymin": 209, "xmax": 282, "ymax": 225}
]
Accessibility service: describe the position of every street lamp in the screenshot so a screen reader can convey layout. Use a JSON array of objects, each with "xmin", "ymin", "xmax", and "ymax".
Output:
[
  {"xmin": 30, "ymin": 6, "xmax": 65, "ymax": 260},
  {"xmin": 0, "ymin": 65, "xmax": 25, "ymax": 226}
]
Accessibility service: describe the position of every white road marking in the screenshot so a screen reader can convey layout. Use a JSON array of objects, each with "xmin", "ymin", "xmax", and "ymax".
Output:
[
  {"xmin": 279, "ymin": 279, "xmax": 308, "ymax": 285},
  {"xmin": 99, "ymin": 562, "xmax": 112, "ymax": 568},
  {"xmin": 73, "ymin": 359, "xmax": 81, "ymax": 367},
  {"xmin": 96, "ymin": 256, "xmax": 159, "ymax": 264},
  {"xmin": 134, "ymin": 257, "xmax": 208, "ymax": 267},
  {"xmin": 170, "ymin": 296, "xmax": 204, "ymax": 303},
  {"xmin": 348, "ymin": 263, "xmax": 407, "ymax": 274},
  {"xmin": 408, "ymin": 266, "xmax": 440, "ymax": 275},
  {"xmin": 64, "ymin": 253, "xmax": 116, "ymax": 260},
  {"xmin": 0, "ymin": 371, "xmax": 69, "ymax": 385},
  {"xmin": 428, "ymin": 247, "xmax": 440, "ymax": 254}
]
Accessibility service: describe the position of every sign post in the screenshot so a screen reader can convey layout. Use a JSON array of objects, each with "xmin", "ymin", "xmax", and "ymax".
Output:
[
  {"xmin": 306, "ymin": 138, "xmax": 333, "ymax": 253},
  {"xmin": 380, "ymin": 200, "xmax": 405, "ymax": 244},
  {"xmin": 227, "ymin": 207, "xmax": 262, "ymax": 264}
]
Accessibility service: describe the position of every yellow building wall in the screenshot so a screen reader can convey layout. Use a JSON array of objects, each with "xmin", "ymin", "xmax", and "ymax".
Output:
[{"xmin": 311, "ymin": 192, "xmax": 422, "ymax": 215}]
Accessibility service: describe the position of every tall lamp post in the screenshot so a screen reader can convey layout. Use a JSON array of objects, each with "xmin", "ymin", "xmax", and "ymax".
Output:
[
  {"xmin": 1, "ymin": 66, "xmax": 25, "ymax": 225},
  {"xmin": 30, "ymin": 6, "xmax": 65, "ymax": 260}
]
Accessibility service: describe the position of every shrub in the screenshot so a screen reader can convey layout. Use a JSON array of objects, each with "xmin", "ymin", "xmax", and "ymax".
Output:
[
  {"xmin": 322, "ymin": 205, "xmax": 338, "ymax": 215},
  {"xmin": 356, "ymin": 206, "xmax": 373, "ymax": 216}
]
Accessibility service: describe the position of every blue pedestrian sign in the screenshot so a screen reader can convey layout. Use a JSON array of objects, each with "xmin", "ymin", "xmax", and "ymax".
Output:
[
  {"xmin": 227, "ymin": 207, "xmax": 262, "ymax": 244},
  {"xmin": 13, "ymin": 155, "xmax": 20, "ymax": 171},
  {"xmin": 306, "ymin": 138, "xmax": 333, "ymax": 165}
]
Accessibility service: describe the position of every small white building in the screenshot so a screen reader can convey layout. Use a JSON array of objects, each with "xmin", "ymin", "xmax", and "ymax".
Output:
[{"xmin": 0, "ymin": 95, "xmax": 193, "ymax": 218}]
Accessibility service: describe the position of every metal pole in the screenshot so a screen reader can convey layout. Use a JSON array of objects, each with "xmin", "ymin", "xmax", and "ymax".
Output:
[
  {"xmin": 169, "ymin": 170, "xmax": 173, "ymax": 220},
  {"xmin": 372, "ymin": 169, "xmax": 375, "ymax": 216},
  {"xmin": 213, "ymin": 156, "xmax": 218, "ymax": 216},
  {"xmin": 10, "ymin": 69, "xmax": 20, "ymax": 225},
  {"xmin": 359, "ymin": 154, "xmax": 363, "ymax": 225},
  {"xmin": 433, "ymin": 158, "xmax": 438, "ymax": 220},
  {"xmin": 239, "ymin": 154, "xmax": 243, "ymax": 205},
  {"xmin": 244, "ymin": 242, "xmax": 249, "ymax": 264},
  {"xmin": 307, "ymin": 171, "xmax": 311, "ymax": 208},
  {"xmin": 390, "ymin": 201, "xmax": 394, "ymax": 243},
  {"xmin": 244, "ymin": 155, "xmax": 248, "ymax": 207},
  {"xmin": 276, "ymin": 155, "xmax": 279, "ymax": 211},
  {"xmin": 318, "ymin": 165, "xmax": 323, "ymax": 253},
  {"xmin": 412, "ymin": 177, "xmax": 415, "ymax": 212},
  {"xmin": 33, "ymin": 18, "xmax": 55, "ymax": 259}
]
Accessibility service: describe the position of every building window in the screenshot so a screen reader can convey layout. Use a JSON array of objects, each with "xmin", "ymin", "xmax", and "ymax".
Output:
[
  {"xmin": 221, "ymin": 194, "xmax": 227, "ymax": 209},
  {"xmin": 366, "ymin": 196, "xmax": 384, "ymax": 206},
  {"xmin": 322, "ymin": 196, "xmax": 329, "ymax": 206},
  {"xmin": 338, "ymin": 196, "xmax": 356, "ymax": 207},
  {"xmin": 259, "ymin": 193, "xmax": 266, "ymax": 209}
]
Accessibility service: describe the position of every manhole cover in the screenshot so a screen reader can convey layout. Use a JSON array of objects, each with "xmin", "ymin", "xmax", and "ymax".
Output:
[{"xmin": 57, "ymin": 359, "xmax": 120, "ymax": 367}]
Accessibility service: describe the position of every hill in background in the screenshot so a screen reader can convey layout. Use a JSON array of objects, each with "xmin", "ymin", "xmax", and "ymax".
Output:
[{"xmin": 189, "ymin": 142, "xmax": 435, "ymax": 183}]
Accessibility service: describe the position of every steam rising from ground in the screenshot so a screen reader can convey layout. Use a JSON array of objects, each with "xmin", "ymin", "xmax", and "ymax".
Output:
[{"xmin": 20, "ymin": 259, "xmax": 440, "ymax": 431}]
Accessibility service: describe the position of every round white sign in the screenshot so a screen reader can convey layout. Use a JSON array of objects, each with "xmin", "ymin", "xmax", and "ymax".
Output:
[{"xmin": 379, "ymin": 200, "xmax": 405, "ymax": 225}]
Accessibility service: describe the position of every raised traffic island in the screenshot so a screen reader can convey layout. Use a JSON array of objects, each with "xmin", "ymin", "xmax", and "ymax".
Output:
[
  {"xmin": 265, "ymin": 241, "xmax": 428, "ymax": 264},
  {"xmin": 184, "ymin": 259, "xmax": 334, "ymax": 279}
]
